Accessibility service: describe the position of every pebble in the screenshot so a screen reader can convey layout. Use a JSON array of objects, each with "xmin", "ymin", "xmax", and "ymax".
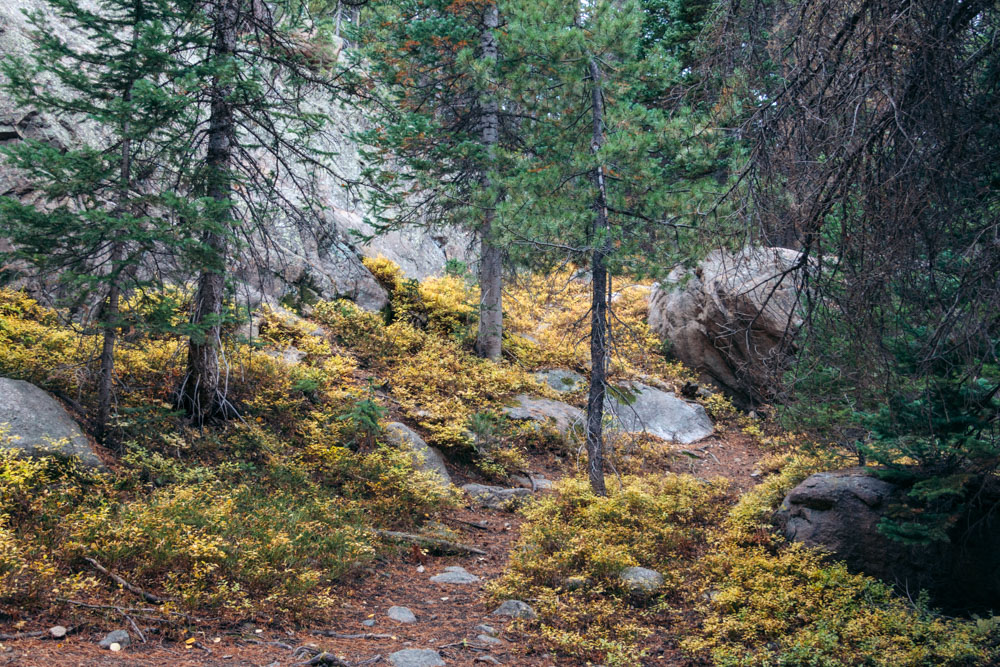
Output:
[
  {"xmin": 474, "ymin": 624, "xmax": 497, "ymax": 636},
  {"xmin": 99, "ymin": 630, "xmax": 131, "ymax": 649},
  {"xmin": 430, "ymin": 565, "xmax": 480, "ymax": 585},
  {"xmin": 388, "ymin": 606, "xmax": 417, "ymax": 624},
  {"xmin": 49, "ymin": 626, "xmax": 67, "ymax": 639},
  {"xmin": 362, "ymin": 619, "xmax": 376, "ymax": 627},
  {"xmin": 477, "ymin": 634, "xmax": 502, "ymax": 645}
]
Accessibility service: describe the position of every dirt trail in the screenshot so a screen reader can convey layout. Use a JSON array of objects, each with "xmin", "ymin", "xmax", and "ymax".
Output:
[{"xmin": 0, "ymin": 432, "xmax": 762, "ymax": 667}]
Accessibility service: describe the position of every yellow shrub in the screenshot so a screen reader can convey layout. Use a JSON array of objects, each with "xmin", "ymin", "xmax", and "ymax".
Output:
[
  {"xmin": 505, "ymin": 271, "xmax": 693, "ymax": 384},
  {"xmin": 681, "ymin": 450, "xmax": 995, "ymax": 666},
  {"xmin": 686, "ymin": 543, "xmax": 991, "ymax": 666},
  {"xmin": 489, "ymin": 473, "xmax": 730, "ymax": 666},
  {"xmin": 418, "ymin": 274, "xmax": 476, "ymax": 337}
]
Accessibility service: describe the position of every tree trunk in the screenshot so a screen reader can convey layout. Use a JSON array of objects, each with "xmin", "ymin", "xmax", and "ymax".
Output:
[
  {"xmin": 96, "ymin": 0, "xmax": 142, "ymax": 445},
  {"xmin": 585, "ymin": 56, "xmax": 610, "ymax": 496},
  {"xmin": 474, "ymin": 2, "xmax": 503, "ymax": 361},
  {"xmin": 96, "ymin": 242, "xmax": 123, "ymax": 445},
  {"xmin": 181, "ymin": 0, "xmax": 239, "ymax": 424}
]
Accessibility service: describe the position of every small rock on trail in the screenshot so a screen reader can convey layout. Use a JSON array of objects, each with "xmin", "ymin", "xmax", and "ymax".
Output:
[
  {"xmin": 388, "ymin": 605, "xmax": 417, "ymax": 623},
  {"xmin": 98, "ymin": 629, "xmax": 131, "ymax": 649},
  {"xmin": 388, "ymin": 648, "xmax": 445, "ymax": 667},
  {"xmin": 430, "ymin": 565, "xmax": 480, "ymax": 585},
  {"xmin": 462, "ymin": 483, "xmax": 531, "ymax": 510}
]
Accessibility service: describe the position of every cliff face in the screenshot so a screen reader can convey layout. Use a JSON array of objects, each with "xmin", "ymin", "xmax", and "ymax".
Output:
[{"xmin": 0, "ymin": 0, "xmax": 471, "ymax": 312}]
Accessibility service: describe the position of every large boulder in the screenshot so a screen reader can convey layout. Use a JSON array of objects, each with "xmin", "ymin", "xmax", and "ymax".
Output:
[
  {"xmin": 649, "ymin": 247, "xmax": 804, "ymax": 405},
  {"xmin": 775, "ymin": 468, "xmax": 1000, "ymax": 612},
  {"xmin": 605, "ymin": 382, "xmax": 713, "ymax": 445},
  {"xmin": 503, "ymin": 395, "xmax": 584, "ymax": 439},
  {"xmin": 0, "ymin": 378, "xmax": 103, "ymax": 467},
  {"xmin": 382, "ymin": 422, "xmax": 451, "ymax": 488}
]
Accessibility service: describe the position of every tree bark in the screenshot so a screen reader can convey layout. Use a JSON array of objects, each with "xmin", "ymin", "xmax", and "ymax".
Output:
[
  {"xmin": 585, "ymin": 56, "xmax": 610, "ymax": 496},
  {"xmin": 96, "ymin": 0, "xmax": 142, "ymax": 445},
  {"xmin": 180, "ymin": 0, "xmax": 239, "ymax": 424},
  {"xmin": 96, "ymin": 241, "xmax": 123, "ymax": 444},
  {"xmin": 474, "ymin": 2, "xmax": 503, "ymax": 361}
]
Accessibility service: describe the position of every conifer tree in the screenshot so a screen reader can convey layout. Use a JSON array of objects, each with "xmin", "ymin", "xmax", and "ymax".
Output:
[
  {"xmin": 0, "ymin": 0, "xmax": 197, "ymax": 443},
  {"xmin": 504, "ymin": 0, "xmax": 697, "ymax": 493},
  {"xmin": 356, "ymin": 0, "xmax": 509, "ymax": 359},
  {"xmin": 176, "ymin": 0, "xmax": 352, "ymax": 422}
]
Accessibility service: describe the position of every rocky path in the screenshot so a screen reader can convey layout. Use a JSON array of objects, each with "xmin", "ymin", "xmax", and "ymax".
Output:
[
  {"xmin": 1, "ymin": 413, "xmax": 763, "ymax": 667},
  {"xmin": 0, "ymin": 496, "xmax": 555, "ymax": 667}
]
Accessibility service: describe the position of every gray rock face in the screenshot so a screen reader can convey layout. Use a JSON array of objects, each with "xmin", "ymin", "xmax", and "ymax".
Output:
[
  {"xmin": 534, "ymin": 369, "xmax": 586, "ymax": 394},
  {"xmin": 503, "ymin": 395, "xmax": 584, "ymax": 438},
  {"xmin": 605, "ymin": 382, "xmax": 713, "ymax": 444},
  {"xmin": 649, "ymin": 247, "xmax": 805, "ymax": 405},
  {"xmin": 98, "ymin": 630, "xmax": 131, "ymax": 649},
  {"xmin": 619, "ymin": 566, "xmax": 664, "ymax": 595},
  {"xmin": 775, "ymin": 468, "xmax": 1000, "ymax": 612},
  {"xmin": 491, "ymin": 599, "xmax": 536, "ymax": 620},
  {"xmin": 462, "ymin": 483, "xmax": 531, "ymax": 510},
  {"xmin": 0, "ymin": 378, "xmax": 102, "ymax": 468},
  {"xmin": 430, "ymin": 565, "xmax": 480, "ymax": 585},
  {"xmin": 387, "ymin": 605, "xmax": 417, "ymax": 624},
  {"xmin": 388, "ymin": 648, "xmax": 445, "ymax": 667},
  {"xmin": 0, "ymin": 0, "xmax": 469, "ymax": 311},
  {"xmin": 383, "ymin": 422, "xmax": 451, "ymax": 488}
]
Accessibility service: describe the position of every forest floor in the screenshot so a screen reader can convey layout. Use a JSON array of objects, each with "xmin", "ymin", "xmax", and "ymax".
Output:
[{"xmin": 0, "ymin": 432, "xmax": 764, "ymax": 667}]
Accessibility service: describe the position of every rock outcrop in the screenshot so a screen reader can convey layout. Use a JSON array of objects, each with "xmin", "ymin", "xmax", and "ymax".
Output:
[
  {"xmin": 461, "ymin": 483, "xmax": 532, "ymax": 510},
  {"xmin": 605, "ymin": 382, "xmax": 713, "ymax": 444},
  {"xmin": 503, "ymin": 395, "xmax": 585, "ymax": 439},
  {"xmin": 0, "ymin": 377, "xmax": 103, "ymax": 467},
  {"xmin": 382, "ymin": 422, "xmax": 452, "ymax": 488},
  {"xmin": 775, "ymin": 468, "xmax": 1000, "ymax": 612},
  {"xmin": 533, "ymin": 369, "xmax": 586, "ymax": 394},
  {"xmin": 649, "ymin": 247, "xmax": 804, "ymax": 405},
  {"xmin": 0, "ymin": 0, "xmax": 470, "ymax": 311}
]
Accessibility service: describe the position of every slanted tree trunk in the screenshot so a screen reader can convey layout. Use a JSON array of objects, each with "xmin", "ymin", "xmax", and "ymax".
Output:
[
  {"xmin": 584, "ymin": 56, "xmax": 610, "ymax": 496},
  {"xmin": 475, "ymin": 1, "xmax": 503, "ymax": 361},
  {"xmin": 181, "ymin": 0, "xmax": 239, "ymax": 424}
]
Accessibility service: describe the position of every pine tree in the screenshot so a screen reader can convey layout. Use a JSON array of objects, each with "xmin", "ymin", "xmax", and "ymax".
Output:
[
  {"xmin": 356, "ymin": 0, "xmax": 510, "ymax": 359},
  {"xmin": 0, "ymin": 0, "xmax": 197, "ymax": 443},
  {"xmin": 176, "ymin": 0, "xmax": 352, "ymax": 423},
  {"xmin": 503, "ymin": 0, "xmax": 698, "ymax": 493}
]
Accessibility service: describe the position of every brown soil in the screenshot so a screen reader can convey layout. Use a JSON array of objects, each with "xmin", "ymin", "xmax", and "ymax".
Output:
[{"xmin": 0, "ymin": 430, "xmax": 764, "ymax": 667}]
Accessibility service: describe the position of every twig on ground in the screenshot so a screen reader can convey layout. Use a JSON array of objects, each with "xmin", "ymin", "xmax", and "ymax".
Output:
[
  {"xmin": 55, "ymin": 597, "xmax": 201, "ymax": 624},
  {"xmin": 440, "ymin": 516, "xmax": 490, "ymax": 531},
  {"xmin": 375, "ymin": 529, "xmax": 487, "ymax": 556},
  {"xmin": 84, "ymin": 557, "xmax": 170, "ymax": 605},
  {"xmin": 241, "ymin": 637, "xmax": 297, "ymax": 651},
  {"xmin": 311, "ymin": 630, "xmax": 394, "ymax": 640},
  {"xmin": 117, "ymin": 607, "xmax": 146, "ymax": 643},
  {"xmin": 0, "ymin": 627, "xmax": 77, "ymax": 641}
]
